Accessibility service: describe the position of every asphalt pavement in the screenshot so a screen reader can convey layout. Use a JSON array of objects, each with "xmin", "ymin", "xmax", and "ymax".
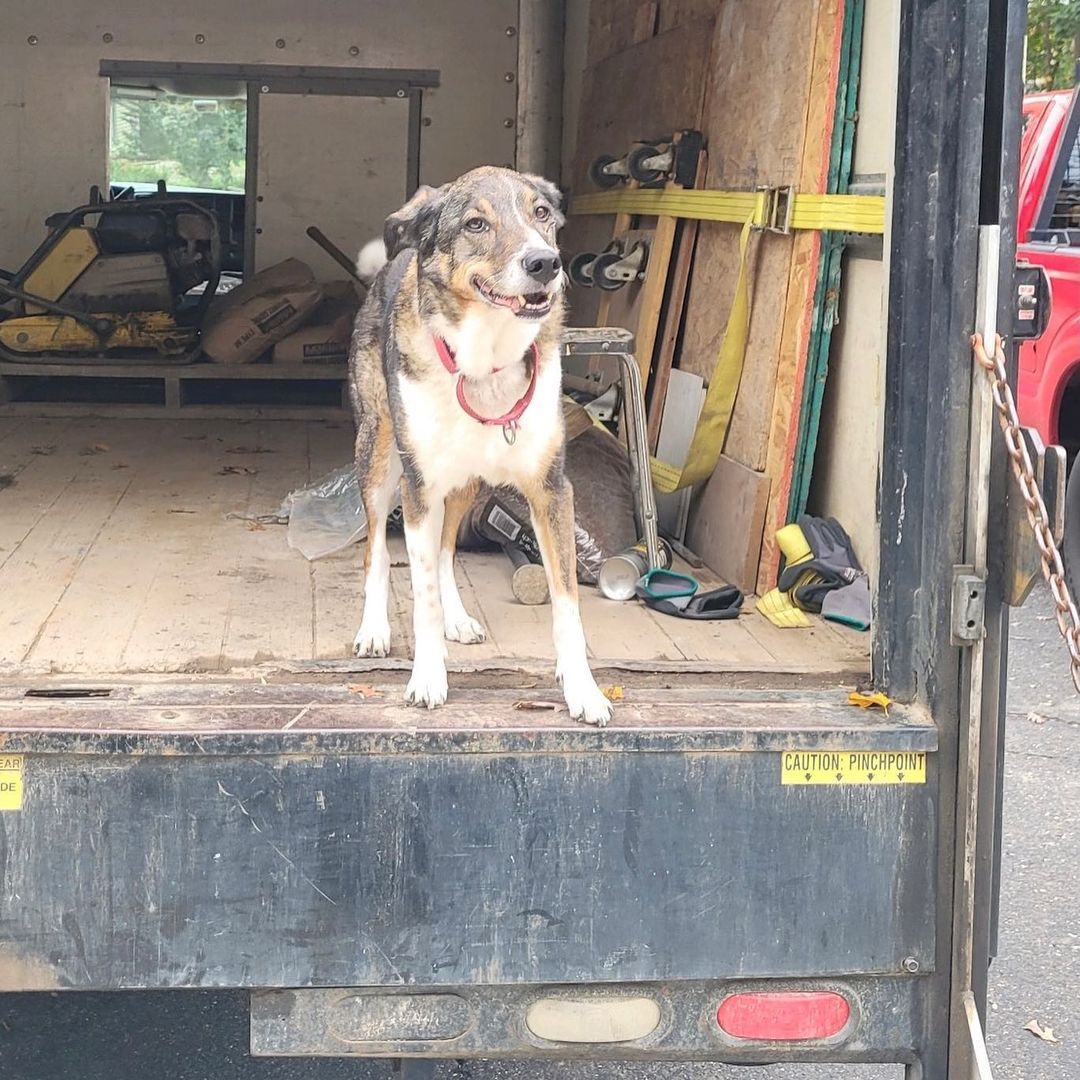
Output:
[{"xmin": 1, "ymin": 591, "xmax": 1076, "ymax": 1079}]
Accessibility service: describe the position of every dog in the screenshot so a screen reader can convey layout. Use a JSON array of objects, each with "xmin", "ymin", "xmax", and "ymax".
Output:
[{"xmin": 348, "ymin": 166, "xmax": 612, "ymax": 726}]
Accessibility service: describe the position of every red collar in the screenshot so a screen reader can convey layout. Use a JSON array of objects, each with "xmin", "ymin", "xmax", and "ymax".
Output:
[{"xmin": 433, "ymin": 336, "xmax": 540, "ymax": 442}]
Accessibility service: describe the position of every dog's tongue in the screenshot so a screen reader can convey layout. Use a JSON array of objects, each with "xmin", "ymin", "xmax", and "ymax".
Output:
[{"xmin": 508, "ymin": 295, "xmax": 523, "ymax": 313}]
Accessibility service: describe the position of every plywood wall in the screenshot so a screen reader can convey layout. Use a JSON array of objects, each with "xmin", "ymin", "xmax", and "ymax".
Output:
[{"xmin": 568, "ymin": 0, "xmax": 861, "ymax": 595}]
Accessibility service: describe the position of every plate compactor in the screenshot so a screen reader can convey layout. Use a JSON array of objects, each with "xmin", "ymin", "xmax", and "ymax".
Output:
[{"xmin": 0, "ymin": 185, "xmax": 221, "ymax": 363}]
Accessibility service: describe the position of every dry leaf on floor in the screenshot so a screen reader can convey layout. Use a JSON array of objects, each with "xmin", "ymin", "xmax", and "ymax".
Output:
[
  {"xmin": 1027, "ymin": 711, "xmax": 1048, "ymax": 725},
  {"xmin": 245, "ymin": 521, "xmax": 265, "ymax": 531},
  {"xmin": 512, "ymin": 700, "xmax": 563, "ymax": 711},
  {"xmin": 347, "ymin": 684, "xmax": 381, "ymax": 698},
  {"xmin": 848, "ymin": 689, "xmax": 891, "ymax": 715},
  {"xmin": 30, "ymin": 445, "xmax": 55, "ymax": 455},
  {"xmin": 79, "ymin": 443, "xmax": 110, "ymax": 455},
  {"xmin": 602, "ymin": 685, "xmax": 624, "ymax": 702},
  {"xmin": 111, "ymin": 463, "xmax": 129, "ymax": 470},
  {"xmin": 218, "ymin": 465, "xmax": 257, "ymax": 476},
  {"xmin": 1023, "ymin": 1020, "xmax": 1060, "ymax": 1043}
]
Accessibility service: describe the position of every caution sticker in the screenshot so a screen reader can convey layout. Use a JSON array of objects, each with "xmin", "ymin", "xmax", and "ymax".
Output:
[
  {"xmin": 781, "ymin": 750, "xmax": 927, "ymax": 785},
  {"xmin": 0, "ymin": 755, "xmax": 24, "ymax": 810}
]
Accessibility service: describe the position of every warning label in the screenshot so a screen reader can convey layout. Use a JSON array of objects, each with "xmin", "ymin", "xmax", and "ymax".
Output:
[
  {"xmin": 781, "ymin": 750, "xmax": 927, "ymax": 785},
  {"xmin": 0, "ymin": 755, "xmax": 22, "ymax": 810}
]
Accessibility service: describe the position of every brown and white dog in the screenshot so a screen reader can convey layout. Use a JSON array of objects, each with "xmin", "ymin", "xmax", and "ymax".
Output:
[{"xmin": 348, "ymin": 166, "xmax": 612, "ymax": 726}]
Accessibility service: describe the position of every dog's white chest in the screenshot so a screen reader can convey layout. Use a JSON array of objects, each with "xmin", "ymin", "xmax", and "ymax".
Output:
[{"xmin": 396, "ymin": 357, "xmax": 562, "ymax": 496}]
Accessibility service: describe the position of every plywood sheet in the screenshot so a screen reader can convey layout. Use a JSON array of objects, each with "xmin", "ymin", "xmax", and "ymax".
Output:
[
  {"xmin": 564, "ymin": 19, "xmax": 713, "ymax": 329},
  {"xmin": 686, "ymin": 453, "xmax": 771, "ymax": 595},
  {"xmin": 587, "ymin": 0, "xmax": 659, "ymax": 64}
]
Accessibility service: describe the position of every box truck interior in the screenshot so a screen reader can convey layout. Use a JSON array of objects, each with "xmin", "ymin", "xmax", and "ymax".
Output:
[{"xmin": 0, "ymin": 0, "xmax": 892, "ymax": 694}]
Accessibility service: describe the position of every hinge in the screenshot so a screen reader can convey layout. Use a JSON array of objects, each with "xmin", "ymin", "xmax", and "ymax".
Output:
[{"xmin": 951, "ymin": 567, "xmax": 986, "ymax": 645}]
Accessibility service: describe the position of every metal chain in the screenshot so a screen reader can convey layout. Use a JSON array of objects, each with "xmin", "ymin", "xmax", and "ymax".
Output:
[{"xmin": 972, "ymin": 333, "xmax": 1080, "ymax": 692}]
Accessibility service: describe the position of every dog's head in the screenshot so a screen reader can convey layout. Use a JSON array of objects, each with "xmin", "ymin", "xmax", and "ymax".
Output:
[{"xmin": 386, "ymin": 166, "xmax": 566, "ymax": 321}]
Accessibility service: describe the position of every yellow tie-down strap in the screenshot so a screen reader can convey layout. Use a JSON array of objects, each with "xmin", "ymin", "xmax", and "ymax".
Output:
[
  {"xmin": 570, "ymin": 188, "xmax": 886, "ymax": 235},
  {"xmin": 570, "ymin": 188, "xmax": 884, "ymax": 492}
]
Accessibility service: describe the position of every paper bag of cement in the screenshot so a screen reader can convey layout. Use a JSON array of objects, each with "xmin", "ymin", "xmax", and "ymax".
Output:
[
  {"xmin": 201, "ymin": 258, "xmax": 322, "ymax": 364},
  {"xmin": 271, "ymin": 280, "xmax": 360, "ymax": 365},
  {"xmin": 458, "ymin": 398, "xmax": 638, "ymax": 585}
]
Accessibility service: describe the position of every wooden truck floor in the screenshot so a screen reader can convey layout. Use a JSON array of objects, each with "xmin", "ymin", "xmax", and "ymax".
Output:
[{"xmin": 0, "ymin": 416, "xmax": 868, "ymax": 683}]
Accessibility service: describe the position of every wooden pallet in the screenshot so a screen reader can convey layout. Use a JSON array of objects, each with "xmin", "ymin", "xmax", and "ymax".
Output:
[{"xmin": 0, "ymin": 360, "xmax": 349, "ymax": 419}]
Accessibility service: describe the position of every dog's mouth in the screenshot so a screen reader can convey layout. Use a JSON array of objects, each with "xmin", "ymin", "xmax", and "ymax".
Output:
[{"xmin": 472, "ymin": 276, "xmax": 553, "ymax": 319}]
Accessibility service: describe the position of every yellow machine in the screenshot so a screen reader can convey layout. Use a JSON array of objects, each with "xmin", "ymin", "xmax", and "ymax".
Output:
[{"xmin": 0, "ymin": 188, "xmax": 221, "ymax": 363}]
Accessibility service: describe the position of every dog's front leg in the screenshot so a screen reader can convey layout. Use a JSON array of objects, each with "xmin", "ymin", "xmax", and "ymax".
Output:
[
  {"xmin": 440, "ymin": 484, "xmax": 487, "ymax": 644},
  {"xmin": 525, "ymin": 475, "xmax": 612, "ymax": 727},
  {"xmin": 401, "ymin": 479, "xmax": 449, "ymax": 708}
]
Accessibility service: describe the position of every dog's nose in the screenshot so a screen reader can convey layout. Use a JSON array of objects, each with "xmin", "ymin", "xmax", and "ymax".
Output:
[{"xmin": 522, "ymin": 249, "xmax": 562, "ymax": 285}]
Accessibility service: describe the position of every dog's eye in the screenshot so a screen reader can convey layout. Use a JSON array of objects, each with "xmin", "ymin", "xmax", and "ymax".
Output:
[
  {"xmin": 464, "ymin": 217, "xmax": 488, "ymax": 233},
  {"xmin": 535, "ymin": 204, "xmax": 551, "ymax": 222}
]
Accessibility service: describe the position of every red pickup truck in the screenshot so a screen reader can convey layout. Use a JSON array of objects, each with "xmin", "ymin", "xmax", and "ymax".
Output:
[{"xmin": 1019, "ymin": 87, "xmax": 1080, "ymax": 458}]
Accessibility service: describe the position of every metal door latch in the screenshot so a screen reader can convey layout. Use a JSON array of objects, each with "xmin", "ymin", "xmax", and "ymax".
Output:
[{"xmin": 952, "ymin": 567, "xmax": 986, "ymax": 644}]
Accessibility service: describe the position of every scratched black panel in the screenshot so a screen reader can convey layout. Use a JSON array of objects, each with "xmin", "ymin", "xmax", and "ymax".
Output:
[{"xmin": 0, "ymin": 751, "xmax": 936, "ymax": 989}]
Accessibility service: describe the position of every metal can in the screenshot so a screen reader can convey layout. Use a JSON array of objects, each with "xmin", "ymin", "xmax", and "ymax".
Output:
[{"xmin": 598, "ymin": 538, "xmax": 673, "ymax": 601}]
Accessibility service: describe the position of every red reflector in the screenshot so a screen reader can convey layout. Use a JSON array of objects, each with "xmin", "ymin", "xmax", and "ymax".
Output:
[{"xmin": 717, "ymin": 991, "xmax": 851, "ymax": 1041}]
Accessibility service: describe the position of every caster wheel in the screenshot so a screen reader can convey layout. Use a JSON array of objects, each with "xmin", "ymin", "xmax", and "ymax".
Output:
[
  {"xmin": 589, "ymin": 153, "xmax": 625, "ymax": 189},
  {"xmin": 568, "ymin": 251, "xmax": 598, "ymax": 287},
  {"xmin": 626, "ymin": 143, "xmax": 667, "ymax": 185},
  {"xmin": 591, "ymin": 251, "xmax": 628, "ymax": 291}
]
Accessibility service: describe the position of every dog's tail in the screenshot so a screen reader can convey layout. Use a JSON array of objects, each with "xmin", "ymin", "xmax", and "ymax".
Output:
[{"xmin": 356, "ymin": 238, "xmax": 388, "ymax": 286}]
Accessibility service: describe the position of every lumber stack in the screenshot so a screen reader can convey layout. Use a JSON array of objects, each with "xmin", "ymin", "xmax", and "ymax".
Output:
[{"xmin": 564, "ymin": 0, "xmax": 847, "ymax": 596}]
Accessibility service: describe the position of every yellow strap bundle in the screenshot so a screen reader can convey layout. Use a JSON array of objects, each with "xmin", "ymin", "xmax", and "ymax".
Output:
[
  {"xmin": 569, "ymin": 188, "xmax": 886, "ymax": 493},
  {"xmin": 570, "ymin": 188, "xmax": 885, "ymax": 234},
  {"xmin": 648, "ymin": 215, "xmax": 753, "ymax": 493}
]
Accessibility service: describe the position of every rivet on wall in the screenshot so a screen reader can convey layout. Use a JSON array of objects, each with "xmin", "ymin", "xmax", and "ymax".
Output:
[
  {"xmin": 275, "ymin": 38, "xmax": 286, "ymax": 49},
  {"xmin": 503, "ymin": 118, "xmax": 514, "ymax": 129},
  {"xmin": 349, "ymin": 45, "xmax": 360, "ymax": 56},
  {"xmin": 102, "ymin": 32, "xmax": 114, "ymax": 44},
  {"xmin": 422, "ymin": 117, "xmax": 433, "ymax": 127},
  {"xmin": 26, "ymin": 35, "xmax": 38, "ymax": 45},
  {"xmin": 504, "ymin": 72, "xmax": 515, "ymax": 83},
  {"xmin": 194, "ymin": 33, "xmax": 206, "ymax": 45},
  {"xmin": 505, "ymin": 26, "xmax": 516, "ymax": 37}
]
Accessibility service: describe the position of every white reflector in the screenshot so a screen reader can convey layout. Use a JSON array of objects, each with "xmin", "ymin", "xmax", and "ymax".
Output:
[{"xmin": 525, "ymin": 997, "xmax": 661, "ymax": 1044}]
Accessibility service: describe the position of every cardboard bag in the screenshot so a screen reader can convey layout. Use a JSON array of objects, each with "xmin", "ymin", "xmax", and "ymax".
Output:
[{"xmin": 201, "ymin": 258, "xmax": 322, "ymax": 364}]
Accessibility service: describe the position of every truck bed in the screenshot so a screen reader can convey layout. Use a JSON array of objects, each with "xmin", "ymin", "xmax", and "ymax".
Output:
[{"xmin": 0, "ymin": 416, "xmax": 868, "ymax": 684}]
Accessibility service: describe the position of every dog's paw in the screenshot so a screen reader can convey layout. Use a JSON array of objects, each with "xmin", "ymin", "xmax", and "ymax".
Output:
[
  {"xmin": 353, "ymin": 621, "xmax": 391, "ymax": 658},
  {"xmin": 444, "ymin": 613, "xmax": 487, "ymax": 644},
  {"xmin": 405, "ymin": 657, "xmax": 449, "ymax": 709},
  {"xmin": 557, "ymin": 664, "xmax": 612, "ymax": 728}
]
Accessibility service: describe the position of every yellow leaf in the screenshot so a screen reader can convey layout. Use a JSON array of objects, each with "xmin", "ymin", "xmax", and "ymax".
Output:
[
  {"xmin": 602, "ymin": 685, "xmax": 624, "ymax": 702},
  {"xmin": 347, "ymin": 684, "xmax": 381, "ymax": 699},
  {"xmin": 1024, "ymin": 1020, "xmax": 1061, "ymax": 1043},
  {"xmin": 848, "ymin": 690, "xmax": 891, "ymax": 715}
]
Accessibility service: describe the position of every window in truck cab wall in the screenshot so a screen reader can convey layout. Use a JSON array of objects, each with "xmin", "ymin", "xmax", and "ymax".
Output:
[
  {"xmin": 107, "ymin": 81, "xmax": 248, "ymax": 273},
  {"xmin": 1049, "ymin": 122, "xmax": 1080, "ymax": 233},
  {"xmin": 108, "ymin": 85, "xmax": 246, "ymax": 194}
]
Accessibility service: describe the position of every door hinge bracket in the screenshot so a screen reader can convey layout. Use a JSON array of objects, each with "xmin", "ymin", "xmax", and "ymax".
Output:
[{"xmin": 951, "ymin": 567, "xmax": 986, "ymax": 645}]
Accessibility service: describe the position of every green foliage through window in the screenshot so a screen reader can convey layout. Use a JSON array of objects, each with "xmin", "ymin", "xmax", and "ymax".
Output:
[
  {"xmin": 109, "ymin": 91, "xmax": 246, "ymax": 192},
  {"xmin": 1027, "ymin": 0, "xmax": 1080, "ymax": 90}
]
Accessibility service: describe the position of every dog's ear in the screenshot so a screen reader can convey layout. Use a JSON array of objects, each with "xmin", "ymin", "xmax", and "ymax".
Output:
[
  {"xmin": 520, "ymin": 173, "xmax": 567, "ymax": 224},
  {"xmin": 384, "ymin": 184, "xmax": 445, "ymax": 258}
]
